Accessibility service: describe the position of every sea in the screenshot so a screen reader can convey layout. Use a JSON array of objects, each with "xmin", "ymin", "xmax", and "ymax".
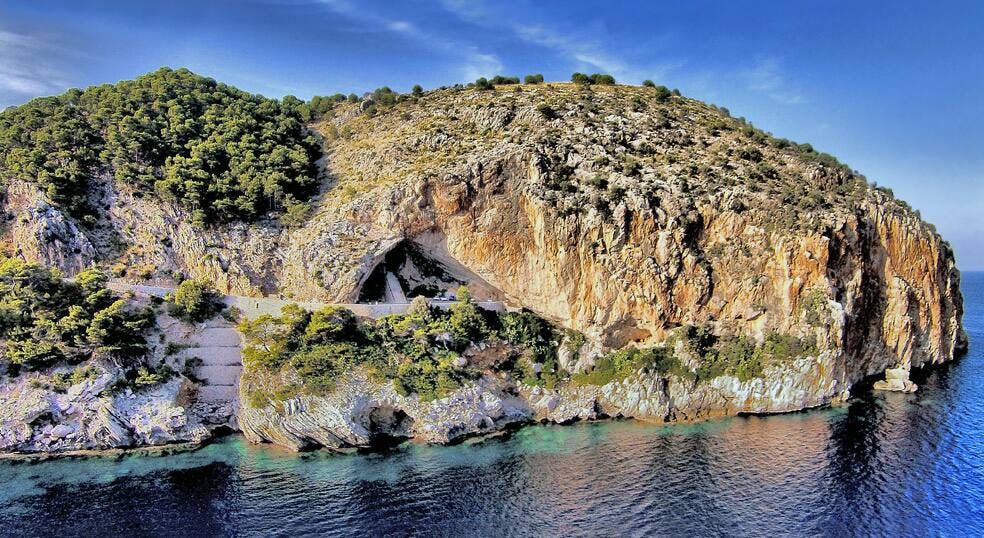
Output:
[{"xmin": 1, "ymin": 273, "xmax": 981, "ymax": 537}]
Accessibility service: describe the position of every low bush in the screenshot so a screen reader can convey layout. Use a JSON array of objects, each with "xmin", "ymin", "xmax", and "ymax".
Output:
[
  {"xmin": 167, "ymin": 279, "xmax": 223, "ymax": 323},
  {"xmin": 489, "ymin": 75, "xmax": 520, "ymax": 85},
  {"xmin": 652, "ymin": 85, "xmax": 672, "ymax": 102},
  {"xmin": 473, "ymin": 78, "xmax": 494, "ymax": 91},
  {"xmin": 48, "ymin": 365, "xmax": 101, "ymax": 393},
  {"xmin": 573, "ymin": 346, "xmax": 689, "ymax": 386},
  {"xmin": 571, "ymin": 72, "xmax": 592, "ymax": 85},
  {"xmin": 682, "ymin": 326, "xmax": 817, "ymax": 382},
  {"xmin": 240, "ymin": 288, "xmax": 569, "ymax": 403},
  {"xmin": 589, "ymin": 73, "xmax": 616, "ymax": 85}
]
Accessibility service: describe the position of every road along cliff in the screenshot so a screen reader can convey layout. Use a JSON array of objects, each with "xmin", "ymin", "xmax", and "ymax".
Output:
[{"xmin": 0, "ymin": 76, "xmax": 966, "ymax": 453}]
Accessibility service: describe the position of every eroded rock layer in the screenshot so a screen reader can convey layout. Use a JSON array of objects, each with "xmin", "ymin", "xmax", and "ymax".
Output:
[{"xmin": 2, "ymin": 83, "xmax": 966, "ymax": 452}]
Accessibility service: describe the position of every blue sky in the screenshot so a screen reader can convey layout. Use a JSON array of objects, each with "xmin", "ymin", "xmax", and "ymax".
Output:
[{"xmin": 1, "ymin": 0, "xmax": 982, "ymax": 269}]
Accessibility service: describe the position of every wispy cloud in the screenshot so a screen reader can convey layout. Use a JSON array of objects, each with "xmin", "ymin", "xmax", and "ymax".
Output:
[
  {"xmin": 386, "ymin": 20, "xmax": 415, "ymax": 34},
  {"xmin": 742, "ymin": 57, "xmax": 805, "ymax": 105},
  {"xmin": 513, "ymin": 24, "xmax": 627, "ymax": 74},
  {"xmin": 0, "ymin": 30, "xmax": 71, "ymax": 104},
  {"xmin": 314, "ymin": 0, "xmax": 502, "ymax": 81},
  {"xmin": 439, "ymin": 0, "xmax": 678, "ymax": 84}
]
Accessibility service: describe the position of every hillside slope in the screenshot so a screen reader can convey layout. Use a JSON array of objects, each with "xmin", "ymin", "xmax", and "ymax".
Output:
[{"xmin": 0, "ymin": 73, "xmax": 967, "ymax": 450}]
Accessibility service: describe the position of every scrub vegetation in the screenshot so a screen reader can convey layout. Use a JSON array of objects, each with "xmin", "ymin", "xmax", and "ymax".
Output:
[
  {"xmin": 0, "ymin": 257, "xmax": 155, "ymax": 374},
  {"xmin": 240, "ymin": 287, "xmax": 568, "ymax": 407},
  {"xmin": 0, "ymin": 67, "xmax": 321, "ymax": 225}
]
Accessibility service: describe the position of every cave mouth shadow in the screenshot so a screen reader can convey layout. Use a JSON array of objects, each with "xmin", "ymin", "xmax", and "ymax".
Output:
[
  {"xmin": 356, "ymin": 238, "xmax": 504, "ymax": 304},
  {"xmin": 363, "ymin": 406, "xmax": 414, "ymax": 449}
]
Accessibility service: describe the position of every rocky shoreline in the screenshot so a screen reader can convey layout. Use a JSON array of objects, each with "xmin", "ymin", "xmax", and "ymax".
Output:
[
  {"xmin": 0, "ymin": 80, "xmax": 967, "ymax": 456},
  {"xmin": 0, "ymin": 345, "xmax": 967, "ymax": 458},
  {"xmin": 238, "ymin": 351, "xmax": 850, "ymax": 453}
]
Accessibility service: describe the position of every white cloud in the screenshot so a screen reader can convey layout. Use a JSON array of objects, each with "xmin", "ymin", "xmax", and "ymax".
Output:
[
  {"xmin": 314, "ymin": 0, "xmax": 502, "ymax": 81},
  {"xmin": 440, "ymin": 1, "xmax": 678, "ymax": 84},
  {"xmin": 514, "ymin": 24, "xmax": 627, "ymax": 75},
  {"xmin": 742, "ymin": 58, "xmax": 805, "ymax": 105},
  {"xmin": 386, "ymin": 20, "xmax": 415, "ymax": 34},
  {"xmin": 459, "ymin": 52, "xmax": 503, "ymax": 81},
  {"xmin": 0, "ymin": 30, "xmax": 69, "ymax": 102}
]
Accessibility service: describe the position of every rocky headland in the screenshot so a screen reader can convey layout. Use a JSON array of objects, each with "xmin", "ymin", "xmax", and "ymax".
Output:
[{"xmin": 0, "ymin": 70, "xmax": 966, "ymax": 453}]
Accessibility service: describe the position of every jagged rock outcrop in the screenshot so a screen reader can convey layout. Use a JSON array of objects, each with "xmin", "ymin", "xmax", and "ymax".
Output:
[
  {"xmin": 239, "ymin": 348, "xmax": 849, "ymax": 452},
  {"xmin": 2, "ymin": 181, "xmax": 96, "ymax": 275},
  {"xmin": 0, "ymin": 368, "xmax": 211, "ymax": 453},
  {"xmin": 0, "ymin": 300, "xmax": 238, "ymax": 454},
  {"xmin": 239, "ymin": 372, "xmax": 530, "ymax": 450},
  {"xmin": 1, "ymin": 82, "xmax": 966, "ymax": 452}
]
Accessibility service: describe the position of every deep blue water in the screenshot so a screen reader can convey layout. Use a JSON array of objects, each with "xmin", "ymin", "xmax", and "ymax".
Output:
[{"xmin": 1, "ymin": 275, "xmax": 982, "ymax": 537}]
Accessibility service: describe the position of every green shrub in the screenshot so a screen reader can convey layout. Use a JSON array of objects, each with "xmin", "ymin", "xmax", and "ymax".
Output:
[
  {"xmin": 489, "ymin": 75, "xmax": 520, "ymax": 85},
  {"xmin": 684, "ymin": 326, "xmax": 817, "ymax": 382},
  {"xmin": 168, "ymin": 279, "xmax": 222, "ymax": 322},
  {"xmin": 133, "ymin": 364, "xmax": 174, "ymax": 386},
  {"xmin": 651, "ymin": 85, "xmax": 672, "ymax": 102},
  {"xmin": 294, "ymin": 93, "xmax": 346, "ymax": 121},
  {"xmin": 739, "ymin": 147, "xmax": 763, "ymax": 162},
  {"xmin": 589, "ymin": 73, "xmax": 616, "ymax": 85},
  {"xmin": 0, "ymin": 259, "xmax": 154, "ymax": 370},
  {"xmin": 524, "ymin": 74, "xmax": 544, "ymax": 84},
  {"xmin": 289, "ymin": 342, "xmax": 361, "ymax": 393},
  {"xmin": 571, "ymin": 72, "xmax": 592, "ymax": 85},
  {"xmin": 501, "ymin": 310, "xmax": 552, "ymax": 348},
  {"xmin": 801, "ymin": 288, "xmax": 830, "ymax": 326},
  {"xmin": 500, "ymin": 309, "xmax": 559, "ymax": 380},
  {"xmin": 573, "ymin": 345, "xmax": 689, "ymax": 386},
  {"xmin": 280, "ymin": 196, "xmax": 312, "ymax": 228},
  {"xmin": 447, "ymin": 286, "xmax": 489, "ymax": 342},
  {"xmin": 642, "ymin": 79, "xmax": 656, "ymax": 87},
  {"xmin": 305, "ymin": 306, "xmax": 359, "ymax": 344},
  {"xmin": 474, "ymin": 78, "xmax": 494, "ymax": 91},
  {"xmin": 537, "ymin": 104, "xmax": 558, "ymax": 120},
  {"xmin": 239, "ymin": 291, "xmax": 561, "ymax": 402},
  {"xmin": 48, "ymin": 365, "xmax": 101, "ymax": 392}
]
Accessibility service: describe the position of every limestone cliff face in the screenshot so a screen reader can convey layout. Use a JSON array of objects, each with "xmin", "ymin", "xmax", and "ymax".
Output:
[
  {"xmin": 1, "ymin": 84, "xmax": 966, "ymax": 451},
  {"xmin": 2, "ymin": 180, "xmax": 96, "ymax": 275},
  {"xmin": 274, "ymin": 84, "xmax": 965, "ymax": 389}
]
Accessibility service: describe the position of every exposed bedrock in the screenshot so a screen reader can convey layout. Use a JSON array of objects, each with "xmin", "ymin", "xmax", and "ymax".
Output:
[{"xmin": 3, "ymin": 85, "xmax": 966, "ymax": 452}]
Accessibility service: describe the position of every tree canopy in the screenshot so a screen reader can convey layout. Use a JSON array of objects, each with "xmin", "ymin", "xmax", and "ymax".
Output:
[
  {"xmin": 0, "ymin": 258, "xmax": 154, "ymax": 372},
  {"xmin": 0, "ymin": 67, "xmax": 322, "ymax": 225}
]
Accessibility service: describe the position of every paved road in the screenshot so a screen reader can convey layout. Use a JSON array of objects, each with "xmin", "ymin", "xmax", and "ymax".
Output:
[{"xmin": 107, "ymin": 281, "xmax": 505, "ymax": 320}]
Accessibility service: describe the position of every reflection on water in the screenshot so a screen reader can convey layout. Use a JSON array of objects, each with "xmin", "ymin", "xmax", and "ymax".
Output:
[{"xmin": 1, "ymin": 273, "xmax": 982, "ymax": 536}]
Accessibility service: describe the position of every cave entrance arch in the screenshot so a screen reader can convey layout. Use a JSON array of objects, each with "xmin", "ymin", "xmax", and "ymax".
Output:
[{"xmin": 356, "ymin": 236, "xmax": 506, "ymax": 304}]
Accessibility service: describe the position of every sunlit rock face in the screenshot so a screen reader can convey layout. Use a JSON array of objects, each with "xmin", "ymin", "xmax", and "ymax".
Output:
[{"xmin": 3, "ymin": 83, "xmax": 965, "ymax": 452}]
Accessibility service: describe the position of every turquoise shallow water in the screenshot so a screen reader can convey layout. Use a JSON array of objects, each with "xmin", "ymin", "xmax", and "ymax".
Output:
[{"xmin": 1, "ymin": 274, "xmax": 982, "ymax": 537}]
